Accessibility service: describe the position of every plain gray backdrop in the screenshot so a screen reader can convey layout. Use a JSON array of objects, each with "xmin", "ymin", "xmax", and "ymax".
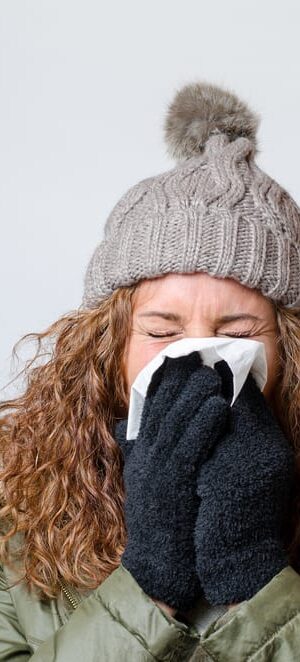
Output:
[{"xmin": 1, "ymin": 0, "xmax": 300, "ymax": 398}]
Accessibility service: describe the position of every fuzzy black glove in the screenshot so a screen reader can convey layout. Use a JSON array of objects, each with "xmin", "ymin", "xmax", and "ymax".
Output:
[
  {"xmin": 114, "ymin": 352, "xmax": 230, "ymax": 612},
  {"xmin": 194, "ymin": 363, "xmax": 296, "ymax": 605}
]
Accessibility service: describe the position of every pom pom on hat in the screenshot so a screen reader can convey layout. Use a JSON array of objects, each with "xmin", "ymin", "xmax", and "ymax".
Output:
[{"xmin": 164, "ymin": 81, "xmax": 260, "ymax": 161}]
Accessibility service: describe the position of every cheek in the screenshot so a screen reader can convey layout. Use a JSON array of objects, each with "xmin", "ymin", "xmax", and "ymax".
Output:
[
  {"xmin": 123, "ymin": 335, "xmax": 162, "ymax": 395},
  {"xmin": 261, "ymin": 339, "xmax": 281, "ymax": 399}
]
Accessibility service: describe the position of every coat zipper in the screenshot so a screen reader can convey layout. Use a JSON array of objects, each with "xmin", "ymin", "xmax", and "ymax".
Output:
[{"xmin": 58, "ymin": 578, "xmax": 80, "ymax": 611}]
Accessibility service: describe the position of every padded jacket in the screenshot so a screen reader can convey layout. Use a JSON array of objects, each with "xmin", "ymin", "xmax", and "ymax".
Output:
[{"xmin": 1, "ymin": 531, "xmax": 300, "ymax": 662}]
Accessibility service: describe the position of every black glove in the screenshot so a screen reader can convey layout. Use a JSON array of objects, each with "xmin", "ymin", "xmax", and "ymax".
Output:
[
  {"xmin": 114, "ymin": 352, "xmax": 230, "ymax": 612},
  {"xmin": 194, "ymin": 363, "xmax": 296, "ymax": 605}
]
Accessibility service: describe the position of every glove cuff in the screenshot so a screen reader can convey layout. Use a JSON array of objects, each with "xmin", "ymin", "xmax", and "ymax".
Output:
[
  {"xmin": 122, "ymin": 549, "xmax": 203, "ymax": 612},
  {"xmin": 197, "ymin": 543, "xmax": 288, "ymax": 605}
]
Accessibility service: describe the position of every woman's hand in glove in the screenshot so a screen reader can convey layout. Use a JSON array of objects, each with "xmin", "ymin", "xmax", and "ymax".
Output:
[
  {"xmin": 114, "ymin": 352, "xmax": 230, "ymax": 612},
  {"xmin": 194, "ymin": 362, "xmax": 296, "ymax": 606}
]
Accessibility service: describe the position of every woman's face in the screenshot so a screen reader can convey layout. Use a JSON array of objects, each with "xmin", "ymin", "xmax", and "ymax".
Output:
[{"xmin": 123, "ymin": 272, "xmax": 281, "ymax": 404}]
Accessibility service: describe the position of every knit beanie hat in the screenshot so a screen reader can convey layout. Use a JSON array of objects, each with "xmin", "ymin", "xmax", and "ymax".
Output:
[{"xmin": 82, "ymin": 82, "xmax": 300, "ymax": 309}]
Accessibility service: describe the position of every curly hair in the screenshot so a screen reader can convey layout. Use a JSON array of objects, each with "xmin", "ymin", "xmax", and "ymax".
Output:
[
  {"xmin": 0, "ymin": 286, "xmax": 299, "ymax": 599},
  {"xmin": 0, "ymin": 285, "xmax": 139, "ymax": 599}
]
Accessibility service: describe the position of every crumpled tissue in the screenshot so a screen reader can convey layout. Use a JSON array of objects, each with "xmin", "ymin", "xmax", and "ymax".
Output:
[{"xmin": 126, "ymin": 336, "xmax": 268, "ymax": 440}]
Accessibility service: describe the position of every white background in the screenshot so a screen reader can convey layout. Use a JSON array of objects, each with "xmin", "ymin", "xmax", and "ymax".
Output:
[{"xmin": 1, "ymin": 0, "xmax": 300, "ymax": 396}]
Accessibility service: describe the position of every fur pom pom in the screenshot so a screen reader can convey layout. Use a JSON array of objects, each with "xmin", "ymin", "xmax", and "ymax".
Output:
[{"xmin": 164, "ymin": 81, "xmax": 260, "ymax": 161}]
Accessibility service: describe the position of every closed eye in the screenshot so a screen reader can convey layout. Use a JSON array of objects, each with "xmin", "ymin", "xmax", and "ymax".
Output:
[
  {"xmin": 220, "ymin": 331, "xmax": 252, "ymax": 338},
  {"xmin": 147, "ymin": 332, "xmax": 180, "ymax": 338}
]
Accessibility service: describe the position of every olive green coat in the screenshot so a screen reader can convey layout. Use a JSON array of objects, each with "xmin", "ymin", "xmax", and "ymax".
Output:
[{"xmin": 1, "ymin": 535, "xmax": 300, "ymax": 661}]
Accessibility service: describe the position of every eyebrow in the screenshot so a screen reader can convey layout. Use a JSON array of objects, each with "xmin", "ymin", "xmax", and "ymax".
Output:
[{"xmin": 138, "ymin": 311, "xmax": 263, "ymax": 323}]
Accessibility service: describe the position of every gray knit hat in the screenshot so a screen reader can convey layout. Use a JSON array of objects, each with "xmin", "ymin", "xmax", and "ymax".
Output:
[{"xmin": 82, "ymin": 82, "xmax": 300, "ymax": 309}]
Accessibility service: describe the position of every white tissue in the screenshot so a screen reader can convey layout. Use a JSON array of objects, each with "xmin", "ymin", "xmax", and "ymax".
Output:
[{"xmin": 126, "ymin": 337, "xmax": 268, "ymax": 440}]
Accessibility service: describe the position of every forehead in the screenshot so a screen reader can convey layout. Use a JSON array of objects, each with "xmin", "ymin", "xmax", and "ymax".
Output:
[{"xmin": 133, "ymin": 272, "xmax": 274, "ymax": 319}]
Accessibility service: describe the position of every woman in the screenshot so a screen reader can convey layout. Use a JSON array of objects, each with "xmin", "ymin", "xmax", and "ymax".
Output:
[{"xmin": 0, "ymin": 81, "xmax": 300, "ymax": 661}]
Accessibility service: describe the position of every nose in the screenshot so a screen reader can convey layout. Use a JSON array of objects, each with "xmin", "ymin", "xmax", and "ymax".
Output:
[{"xmin": 184, "ymin": 325, "xmax": 215, "ymax": 338}]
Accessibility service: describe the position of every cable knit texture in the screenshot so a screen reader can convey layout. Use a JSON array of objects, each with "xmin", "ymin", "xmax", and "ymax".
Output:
[
  {"xmin": 194, "ymin": 366, "xmax": 296, "ymax": 606},
  {"xmin": 113, "ymin": 352, "xmax": 230, "ymax": 612},
  {"xmin": 82, "ymin": 82, "xmax": 300, "ymax": 309}
]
